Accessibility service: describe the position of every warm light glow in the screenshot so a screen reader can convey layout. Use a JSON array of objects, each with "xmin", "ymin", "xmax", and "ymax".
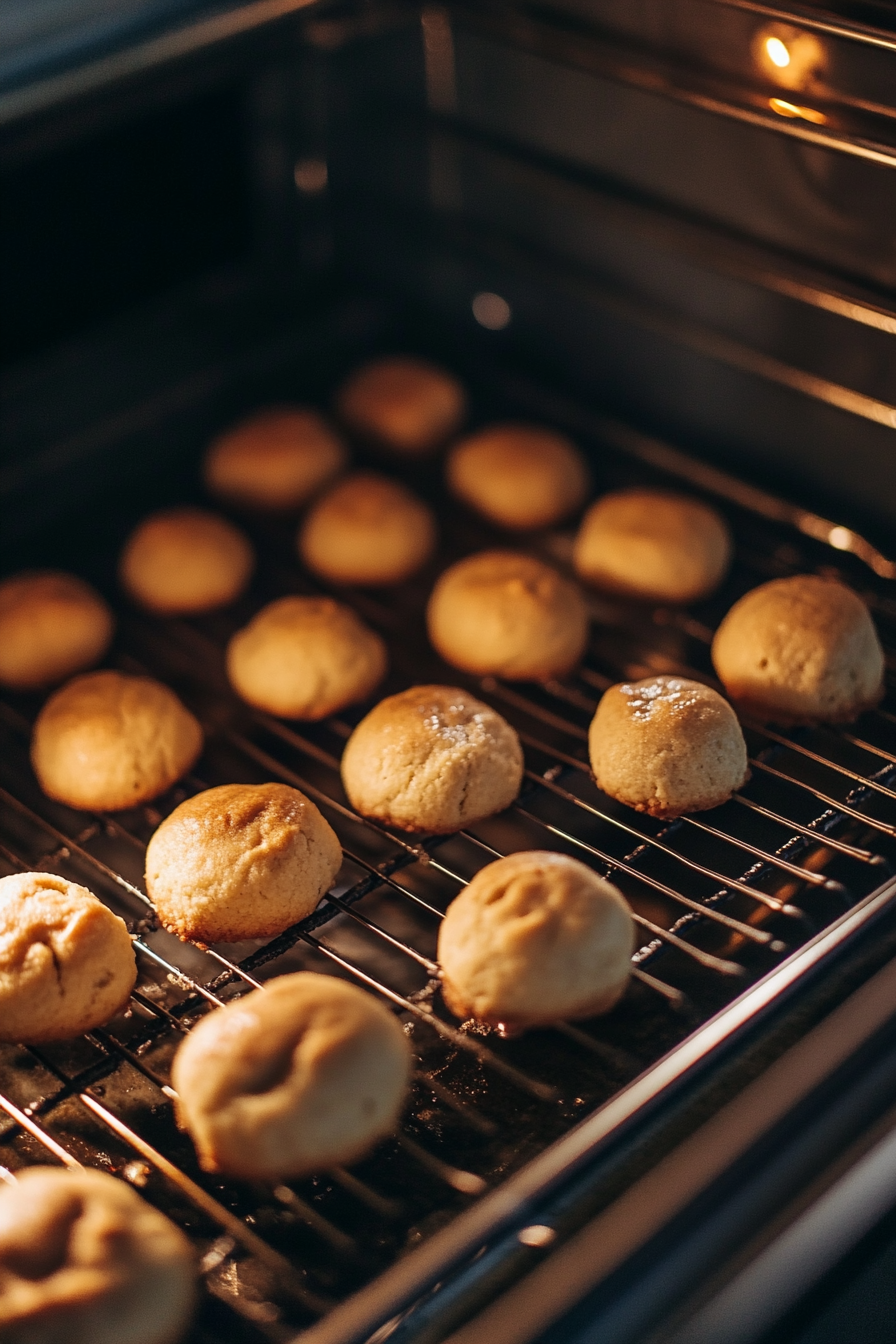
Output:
[
  {"xmin": 828, "ymin": 526, "xmax": 853, "ymax": 551},
  {"xmin": 472, "ymin": 292, "xmax": 512, "ymax": 330},
  {"xmin": 765, "ymin": 36, "xmax": 791, "ymax": 68},
  {"xmin": 769, "ymin": 97, "xmax": 828, "ymax": 125}
]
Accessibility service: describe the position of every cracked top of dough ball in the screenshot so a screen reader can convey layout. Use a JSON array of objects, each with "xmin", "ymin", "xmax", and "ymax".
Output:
[
  {"xmin": 203, "ymin": 406, "xmax": 348, "ymax": 510},
  {"xmin": 298, "ymin": 472, "xmax": 436, "ymax": 586},
  {"xmin": 145, "ymin": 782, "xmax": 343, "ymax": 944},
  {"xmin": 446, "ymin": 424, "xmax": 590, "ymax": 530},
  {"xmin": 340, "ymin": 684, "xmax": 523, "ymax": 833},
  {"xmin": 573, "ymin": 489, "xmax": 732, "ymax": 604},
  {"xmin": 31, "ymin": 670, "xmax": 203, "ymax": 812},
  {"xmin": 171, "ymin": 972, "xmax": 411, "ymax": 1180},
  {"xmin": 119, "ymin": 507, "xmax": 254, "ymax": 615},
  {"xmin": 226, "ymin": 595, "xmax": 387, "ymax": 720},
  {"xmin": 438, "ymin": 851, "xmax": 634, "ymax": 1030},
  {"xmin": 589, "ymin": 675, "xmax": 748, "ymax": 819},
  {"xmin": 426, "ymin": 550, "xmax": 589, "ymax": 681},
  {"xmin": 711, "ymin": 574, "xmax": 884, "ymax": 725},
  {"xmin": 0, "ymin": 571, "xmax": 114, "ymax": 691},
  {"xmin": 0, "ymin": 1166, "xmax": 195, "ymax": 1344},
  {"xmin": 0, "ymin": 872, "xmax": 136, "ymax": 1043},
  {"xmin": 336, "ymin": 356, "xmax": 466, "ymax": 455}
]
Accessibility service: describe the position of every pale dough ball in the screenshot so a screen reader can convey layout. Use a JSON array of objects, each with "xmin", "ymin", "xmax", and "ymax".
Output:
[
  {"xmin": 203, "ymin": 405, "xmax": 347, "ymax": 510},
  {"xmin": 336, "ymin": 356, "xmax": 466, "ymax": 455},
  {"xmin": 438, "ymin": 851, "xmax": 634, "ymax": 1030},
  {"xmin": 298, "ymin": 472, "xmax": 436, "ymax": 586},
  {"xmin": 573, "ymin": 489, "xmax": 732, "ymax": 603},
  {"xmin": 341, "ymin": 684, "xmax": 523, "ymax": 834},
  {"xmin": 0, "ymin": 872, "xmax": 136, "ymax": 1043},
  {"xmin": 145, "ymin": 782, "xmax": 342, "ymax": 943},
  {"xmin": 0, "ymin": 1166, "xmax": 195, "ymax": 1344},
  {"xmin": 0, "ymin": 572, "xmax": 114, "ymax": 691},
  {"xmin": 712, "ymin": 574, "xmax": 885, "ymax": 724},
  {"xmin": 171, "ymin": 972, "xmax": 411, "ymax": 1179},
  {"xmin": 226, "ymin": 595, "xmax": 387, "ymax": 720},
  {"xmin": 426, "ymin": 550, "xmax": 589, "ymax": 680},
  {"xmin": 589, "ymin": 675, "xmax": 748, "ymax": 818},
  {"xmin": 31, "ymin": 671, "xmax": 203, "ymax": 812},
  {"xmin": 119, "ymin": 507, "xmax": 254, "ymax": 615},
  {"xmin": 446, "ymin": 424, "xmax": 590, "ymax": 529}
]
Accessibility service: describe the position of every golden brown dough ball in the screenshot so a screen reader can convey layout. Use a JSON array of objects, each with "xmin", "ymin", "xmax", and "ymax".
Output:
[
  {"xmin": 336, "ymin": 356, "xmax": 466, "ymax": 455},
  {"xmin": 0, "ymin": 872, "xmax": 136, "ymax": 1043},
  {"xmin": 0, "ymin": 571, "xmax": 113, "ymax": 691},
  {"xmin": 119, "ymin": 507, "xmax": 254, "ymax": 615},
  {"xmin": 711, "ymin": 574, "xmax": 884, "ymax": 724},
  {"xmin": 298, "ymin": 472, "xmax": 436, "ymax": 586},
  {"xmin": 446, "ymin": 424, "xmax": 590, "ymax": 529},
  {"xmin": 171, "ymin": 972, "xmax": 411, "ymax": 1180},
  {"xmin": 203, "ymin": 405, "xmax": 347, "ymax": 510}
]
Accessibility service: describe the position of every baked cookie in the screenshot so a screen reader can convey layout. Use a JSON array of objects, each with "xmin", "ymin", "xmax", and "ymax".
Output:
[
  {"xmin": 0, "ymin": 1166, "xmax": 195, "ymax": 1344},
  {"xmin": 438, "ymin": 852, "xmax": 634, "ymax": 1030},
  {"xmin": 336, "ymin": 355, "xmax": 466, "ymax": 455},
  {"xmin": 298, "ymin": 472, "xmax": 436, "ymax": 586},
  {"xmin": 145, "ymin": 782, "xmax": 342, "ymax": 943},
  {"xmin": 0, "ymin": 872, "xmax": 136, "ymax": 1043},
  {"xmin": 711, "ymin": 574, "xmax": 885, "ymax": 724},
  {"xmin": 589, "ymin": 675, "xmax": 748, "ymax": 818},
  {"xmin": 573, "ymin": 489, "xmax": 732, "ymax": 603},
  {"xmin": 203, "ymin": 405, "xmax": 347, "ymax": 510},
  {"xmin": 171, "ymin": 972, "xmax": 411, "ymax": 1180},
  {"xmin": 31, "ymin": 670, "xmax": 203, "ymax": 812},
  {"xmin": 119, "ymin": 507, "xmax": 254, "ymax": 615},
  {"xmin": 341, "ymin": 684, "xmax": 523, "ymax": 833},
  {"xmin": 226, "ymin": 595, "xmax": 387, "ymax": 720},
  {"xmin": 446, "ymin": 424, "xmax": 590, "ymax": 530},
  {"xmin": 426, "ymin": 550, "xmax": 589, "ymax": 680},
  {"xmin": 0, "ymin": 571, "xmax": 114, "ymax": 691}
]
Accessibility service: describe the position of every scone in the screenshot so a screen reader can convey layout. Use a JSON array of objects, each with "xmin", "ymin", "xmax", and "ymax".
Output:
[
  {"xmin": 438, "ymin": 852, "xmax": 634, "ymax": 1029},
  {"xmin": 226, "ymin": 595, "xmax": 387, "ymax": 720},
  {"xmin": 446, "ymin": 424, "xmax": 590, "ymax": 530},
  {"xmin": 298, "ymin": 472, "xmax": 437, "ymax": 586},
  {"xmin": 31, "ymin": 670, "xmax": 203, "ymax": 812},
  {"xmin": 336, "ymin": 355, "xmax": 466, "ymax": 455},
  {"xmin": 171, "ymin": 972, "xmax": 411, "ymax": 1179},
  {"xmin": 203, "ymin": 405, "xmax": 347, "ymax": 510},
  {"xmin": 341, "ymin": 685, "xmax": 523, "ymax": 833},
  {"xmin": 573, "ymin": 489, "xmax": 732, "ymax": 603},
  {"xmin": 589, "ymin": 675, "xmax": 749, "ymax": 818},
  {"xmin": 0, "ymin": 571, "xmax": 114, "ymax": 691},
  {"xmin": 0, "ymin": 872, "xmax": 136, "ymax": 1043},
  {"xmin": 711, "ymin": 574, "xmax": 885, "ymax": 725},
  {"xmin": 119, "ymin": 507, "xmax": 254, "ymax": 614},
  {"xmin": 426, "ymin": 550, "xmax": 589, "ymax": 680},
  {"xmin": 0, "ymin": 1166, "xmax": 195, "ymax": 1344},
  {"xmin": 145, "ymin": 782, "xmax": 342, "ymax": 943}
]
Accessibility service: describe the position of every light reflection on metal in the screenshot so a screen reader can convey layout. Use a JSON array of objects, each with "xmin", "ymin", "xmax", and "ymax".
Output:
[
  {"xmin": 769, "ymin": 97, "xmax": 828, "ymax": 124},
  {"xmin": 753, "ymin": 24, "xmax": 825, "ymax": 90},
  {"xmin": 472, "ymin": 292, "xmax": 512, "ymax": 330}
]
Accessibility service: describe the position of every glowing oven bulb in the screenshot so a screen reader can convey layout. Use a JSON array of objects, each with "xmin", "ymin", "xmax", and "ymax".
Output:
[{"xmin": 765, "ymin": 36, "xmax": 791, "ymax": 68}]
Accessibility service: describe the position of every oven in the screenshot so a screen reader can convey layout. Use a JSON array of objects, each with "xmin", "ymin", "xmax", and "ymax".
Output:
[{"xmin": 2, "ymin": 3, "xmax": 896, "ymax": 1343}]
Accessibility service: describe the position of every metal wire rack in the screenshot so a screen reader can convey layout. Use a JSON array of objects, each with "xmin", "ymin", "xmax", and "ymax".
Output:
[{"xmin": 2, "ymin": 392, "xmax": 896, "ymax": 1344}]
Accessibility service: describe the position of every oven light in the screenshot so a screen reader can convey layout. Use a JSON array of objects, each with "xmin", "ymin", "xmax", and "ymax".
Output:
[
  {"xmin": 827, "ymin": 526, "xmax": 854, "ymax": 551},
  {"xmin": 765, "ymin": 37, "xmax": 791, "ymax": 68},
  {"xmin": 472, "ymin": 292, "xmax": 512, "ymax": 330},
  {"xmin": 769, "ymin": 97, "xmax": 828, "ymax": 125}
]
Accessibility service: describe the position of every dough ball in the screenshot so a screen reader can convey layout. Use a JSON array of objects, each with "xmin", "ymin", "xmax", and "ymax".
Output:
[
  {"xmin": 171, "ymin": 972, "xmax": 411, "ymax": 1180},
  {"xmin": 589, "ymin": 675, "xmax": 748, "ymax": 818},
  {"xmin": 203, "ymin": 405, "xmax": 347, "ymax": 510},
  {"xmin": 336, "ymin": 356, "xmax": 466, "ymax": 455},
  {"xmin": 438, "ymin": 851, "xmax": 634, "ymax": 1029},
  {"xmin": 0, "ymin": 872, "xmax": 136, "ymax": 1043},
  {"xmin": 0, "ymin": 571, "xmax": 114, "ymax": 691},
  {"xmin": 711, "ymin": 574, "xmax": 885, "ymax": 725},
  {"xmin": 145, "ymin": 782, "xmax": 342, "ymax": 943},
  {"xmin": 427, "ymin": 550, "xmax": 589, "ymax": 680},
  {"xmin": 119, "ymin": 507, "xmax": 254, "ymax": 615},
  {"xmin": 446, "ymin": 424, "xmax": 590, "ymax": 529},
  {"xmin": 298, "ymin": 472, "xmax": 436, "ymax": 586},
  {"xmin": 31, "ymin": 670, "xmax": 203, "ymax": 812},
  {"xmin": 341, "ymin": 684, "xmax": 523, "ymax": 834},
  {"xmin": 0, "ymin": 1166, "xmax": 195, "ymax": 1344},
  {"xmin": 226, "ymin": 595, "xmax": 387, "ymax": 720},
  {"xmin": 573, "ymin": 489, "xmax": 732, "ymax": 603}
]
